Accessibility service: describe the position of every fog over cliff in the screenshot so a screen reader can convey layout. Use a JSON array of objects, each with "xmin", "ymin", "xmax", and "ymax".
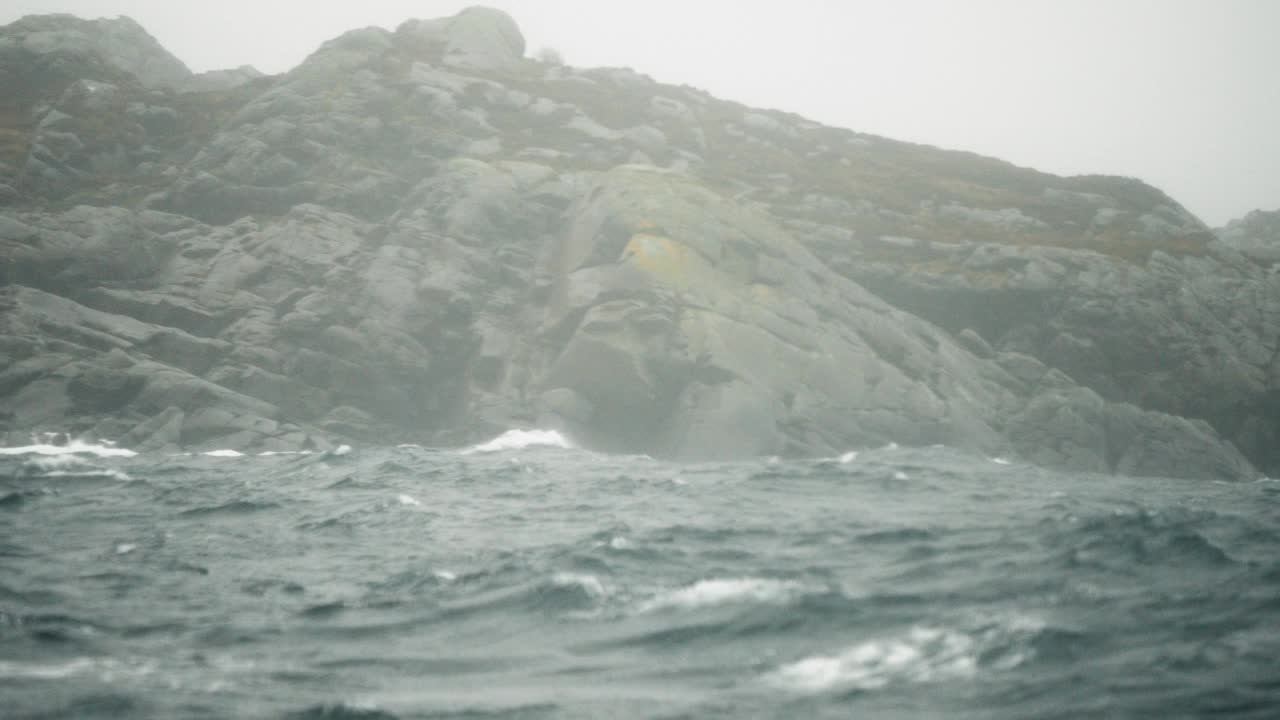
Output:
[{"xmin": 2, "ymin": 0, "xmax": 1277, "ymax": 227}]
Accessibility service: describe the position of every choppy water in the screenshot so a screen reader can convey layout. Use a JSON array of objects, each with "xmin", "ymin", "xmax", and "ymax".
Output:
[{"xmin": 2, "ymin": 433, "xmax": 1279, "ymax": 719}]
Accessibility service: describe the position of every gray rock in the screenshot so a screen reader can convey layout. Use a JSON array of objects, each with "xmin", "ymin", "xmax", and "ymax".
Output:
[
  {"xmin": 0, "ymin": 8, "xmax": 1262, "ymax": 480},
  {"xmin": 3, "ymin": 14, "xmax": 192, "ymax": 89},
  {"xmin": 396, "ymin": 6, "xmax": 525, "ymax": 71}
]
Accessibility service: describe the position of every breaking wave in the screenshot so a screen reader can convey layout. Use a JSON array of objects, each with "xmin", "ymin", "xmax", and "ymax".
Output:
[
  {"xmin": 768, "ymin": 615, "xmax": 1046, "ymax": 693},
  {"xmin": 638, "ymin": 578, "xmax": 807, "ymax": 613},
  {"xmin": 463, "ymin": 429, "xmax": 573, "ymax": 453},
  {"xmin": 0, "ymin": 438, "xmax": 137, "ymax": 458}
]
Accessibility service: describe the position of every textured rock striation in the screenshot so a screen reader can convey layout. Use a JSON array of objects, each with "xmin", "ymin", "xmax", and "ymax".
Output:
[{"xmin": 0, "ymin": 8, "xmax": 1269, "ymax": 479}]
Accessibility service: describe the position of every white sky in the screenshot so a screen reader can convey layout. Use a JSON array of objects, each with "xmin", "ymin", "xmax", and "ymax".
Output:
[{"xmin": 4, "ymin": 0, "xmax": 1277, "ymax": 226}]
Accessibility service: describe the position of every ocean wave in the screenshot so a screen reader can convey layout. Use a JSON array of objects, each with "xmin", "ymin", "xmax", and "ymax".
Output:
[
  {"xmin": 180, "ymin": 500, "xmax": 281, "ymax": 517},
  {"xmin": 463, "ymin": 429, "xmax": 572, "ymax": 454},
  {"xmin": 768, "ymin": 614, "xmax": 1045, "ymax": 693},
  {"xmin": 285, "ymin": 702, "xmax": 399, "ymax": 719},
  {"xmin": 0, "ymin": 439, "xmax": 137, "ymax": 458},
  {"xmin": 638, "ymin": 578, "xmax": 806, "ymax": 613},
  {"xmin": 23, "ymin": 454, "xmax": 89, "ymax": 469},
  {"xmin": 550, "ymin": 572, "xmax": 607, "ymax": 599},
  {"xmin": 1053, "ymin": 509, "xmax": 1238, "ymax": 570},
  {"xmin": 0, "ymin": 656, "xmax": 158, "ymax": 681},
  {"xmin": 40, "ymin": 469, "xmax": 132, "ymax": 482}
]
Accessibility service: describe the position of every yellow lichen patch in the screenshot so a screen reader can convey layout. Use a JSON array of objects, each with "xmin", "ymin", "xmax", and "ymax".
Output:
[
  {"xmin": 623, "ymin": 233, "xmax": 690, "ymax": 282},
  {"xmin": 622, "ymin": 232, "xmax": 740, "ymax": 302}
]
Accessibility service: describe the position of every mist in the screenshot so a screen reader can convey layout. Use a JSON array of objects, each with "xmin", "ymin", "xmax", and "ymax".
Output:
[{"xmin": 3, "ymin": 0, "xmax": 1277, "ymax": 226}]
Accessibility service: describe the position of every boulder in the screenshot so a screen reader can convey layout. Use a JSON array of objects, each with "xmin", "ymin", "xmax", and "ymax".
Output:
[{"xmin": 397, "ymin": 6, "xmax": 525, "ymax": 71}]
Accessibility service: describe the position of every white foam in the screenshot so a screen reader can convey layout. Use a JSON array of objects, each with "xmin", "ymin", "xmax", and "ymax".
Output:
[
  {"xmin": 433, "ymin": 570, "xmax": 457, "ymax": 582},
  {"xmin": 990, "ymin": 457, "xmax": 1012, "ymax": 465},
  {"xmin": 0, "ymin": 439, "xmax": 136, "ymax": 458},
  {"xmin": 396, "ymin": 494, "xmax": 421, "ymax": 507},
  {"xmin": 608, "ymin": 536, "xmax": 633, "ymax": 550},
  {"xmin": 333, "ymin": 444, "xmax": 352, "ymax": 456},
  {"xmin": 639, "ymin": 578, "xmax": 803, "ymax": 613},
  {"xmin": 44, "ymin": 469, "xmax": 132, "ymax": 482},
  {"xmin": 839, "ymin": 451, "xmax": 859, "ymax": 464},
  {"xmin": 257, "ymin": 450, "xmax": 313, "ymax": 457},
  {"xmin": 28, "ymin": 454, "xmax": 88, "ymax": 469},
  {"xmin": 201, "ymin": 449, "xmax": 244, "ymax": 458},
  {"xmin": 465, "ymin": 429, "xmax": 572, "ymax": 454},
  {"xmin": 551, "ymin": 572, "xmax": 607, "ymax": 599},
  {"xmin": 893, "ymin": 471, "xmax": 909, "ymax": 480},
  {"xmin": 769, "ymin": 614, "xmax": 1043, "ymax": 694},
  {"xmin": 770, "ymin": 627, "xmax": 977, "ymax": 693},
  {"xmin": 115, "ymin": 543, "xmax": 138, "ymax": 555}
]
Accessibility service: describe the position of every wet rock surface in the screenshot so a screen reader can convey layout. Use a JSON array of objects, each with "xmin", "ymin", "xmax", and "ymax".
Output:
[{"xmin": 0, "ymin": 8, "xmax": 1269, "ymax": 479}]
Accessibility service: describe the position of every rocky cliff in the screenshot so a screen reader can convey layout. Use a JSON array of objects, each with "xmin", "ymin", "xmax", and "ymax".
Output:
[{"xmin": 0, "ymin": 7, "xmax": 1271, "ymax": 480}]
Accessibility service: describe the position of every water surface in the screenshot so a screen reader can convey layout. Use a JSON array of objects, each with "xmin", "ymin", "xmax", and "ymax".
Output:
[{"xmin": 2, "ymin": 436, "xmax": 1278, "ymax": 718}]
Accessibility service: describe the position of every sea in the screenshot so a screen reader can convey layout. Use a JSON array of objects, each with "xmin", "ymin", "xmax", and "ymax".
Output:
[{"xmin": 2, "ymin": 430, "xmax": 1278, "ymax": 719}]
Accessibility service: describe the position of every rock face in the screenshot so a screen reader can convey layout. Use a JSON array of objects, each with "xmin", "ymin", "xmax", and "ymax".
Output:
[
  {"xmin": 0, "ymin": 9, "xmax": 1268, "ymax": 479},
  {"xmin": 0, "ymin": 14, "xmax": 193, "ymax": 89},
  {"xmin": 1218, "ymin": 208, "xmax": 1280, "ymax": 264}
]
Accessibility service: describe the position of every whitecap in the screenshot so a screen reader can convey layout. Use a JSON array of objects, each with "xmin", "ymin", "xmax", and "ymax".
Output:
[
  {"xmin": 115, "ymin": 543, "xmax": 138, "ymax": 555},
  {"xmin": 770, "ymin": 627, "xmax": 975, "ymax": 692},
  {"xmin": 201, "ymin": 449, "xmax": 244, "ymax": 458},
  {"xmin": 256, "ymin": 450, "xmax": 313, "ymax": 457},
  {"xmin": 893, "ymin": 471, "xmax": 909, "ymax": 481},
  {"xmin": 0, "ymin": 439, "xmax": 137, "ymax": 458},
  {"xmin": 839, "ymin": 451, "xmax": 858, "ymax": 464},
  {"xmin": 433, "ymin": 570, "xmax": 457, "ymax": 582},
  {"xmin": 990, "ymin": 457, "xmax": 1012, "ymax": 465},
  {"xmin": 768, "ymin": 614, "xmax": 1043, "ymax": 694},
  {"xmin": 28, "ymin": 454, "xmax": 88, "ymax": 470},
  {"xmin": 639, "ymin": 578, "xmax": 803, "ymax": 613},
  {"xmin": 608, "ymin": 536, "xmax": 633, "ymax": 550},
  {"xmin": 464, "ymin": 429, "xmax": 572, "ymax": 454},
  {"xmin": 43, "ymin": 469, "xmax": 132, "ymax": 482},
  {"xmin": 333, "ymin": 444, "xmax": 352, "ymax": 456},
  {"xmin": 551, "ymin": 572, "xmax": 607, "ymax": 599},
  {"xmin": 396, "ymin": 494, "xmax": 421, "ymax": 507}
]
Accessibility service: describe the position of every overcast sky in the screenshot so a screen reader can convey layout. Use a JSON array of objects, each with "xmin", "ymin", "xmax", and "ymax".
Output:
[{"xmin": 4, "ymin": 0, "xmax": 1277, "ymax": 225}]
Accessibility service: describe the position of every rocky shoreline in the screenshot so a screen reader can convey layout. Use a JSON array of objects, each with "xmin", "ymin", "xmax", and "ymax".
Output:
[{"xmin": 2, "ymin": 8, "xmax": 1275, "ymax": 480}]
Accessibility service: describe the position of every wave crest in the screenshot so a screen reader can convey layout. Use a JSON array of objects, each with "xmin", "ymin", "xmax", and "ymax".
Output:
[
  {"xmin": 0, "ymin": 439, "xmax": 137, "ymax": 458},
  {"xmin": 639, "ymin": 578, "xmax": 805, "ymax": 613},
  {"xmin": 769, "ymin": 614, "xmax": 1046, "ymax": 693},
  {"xmin": 464, "ymin": 429, "xmax": 573, "ymax": 454}
]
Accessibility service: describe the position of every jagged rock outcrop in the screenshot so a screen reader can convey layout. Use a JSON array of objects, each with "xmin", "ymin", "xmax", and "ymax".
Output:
[
  {"xmin": 1218, "ymin": 208, "xmax": 1280, "ymax": 264},
  {"xmin": 0, "ymin": 8, "xmax": 1268, "ymax": 479},
  {"xmin": 0, "ymin": 14, "xmax": 192, "ymax": 90}
]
